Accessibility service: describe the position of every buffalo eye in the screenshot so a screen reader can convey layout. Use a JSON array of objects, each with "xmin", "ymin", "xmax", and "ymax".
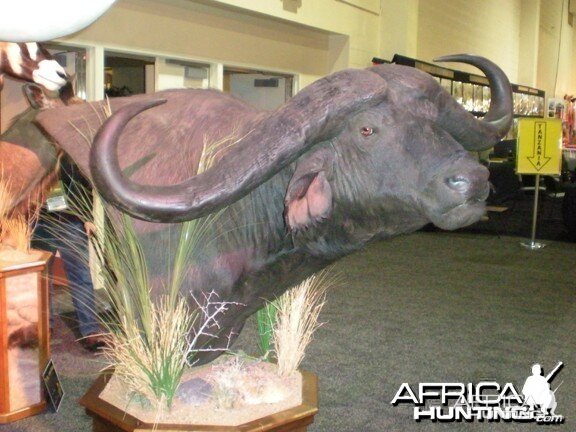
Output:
[{"xmin": 360, "ymin": 126, "xmax": 374, "ymax": 137}]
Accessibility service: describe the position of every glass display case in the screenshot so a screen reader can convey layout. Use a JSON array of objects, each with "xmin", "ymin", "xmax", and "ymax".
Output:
[
  {"xmin": 440, "ymin": 78, "xmax": 452, "ymax": 96},
  {"xmin": 452, "ymin": 81, "xmax": 463, "ymax": 106},
  {"xmin": 389, "ymin": 54, "xmax": 546, "ymax": 118},
  {"xmin": 0, "ymin": 251, "xmax": 51, "ymax": 424}
]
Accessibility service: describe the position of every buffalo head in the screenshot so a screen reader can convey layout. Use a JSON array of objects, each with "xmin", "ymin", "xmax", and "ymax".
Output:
[{"xmin": 78, "ymin": 55, "xmax": 510, "ymax": 236}]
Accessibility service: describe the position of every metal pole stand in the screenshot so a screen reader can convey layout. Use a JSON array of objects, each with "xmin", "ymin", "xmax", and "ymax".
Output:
[{"xmin": 521, "ymin": 174, "xmax": 546, "ymax": 250}]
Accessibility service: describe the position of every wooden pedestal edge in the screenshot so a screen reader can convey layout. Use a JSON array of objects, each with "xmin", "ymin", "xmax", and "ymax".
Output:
[{"xmin": 80, "ymin": 367, "xmax": 319, "ymax": 432}]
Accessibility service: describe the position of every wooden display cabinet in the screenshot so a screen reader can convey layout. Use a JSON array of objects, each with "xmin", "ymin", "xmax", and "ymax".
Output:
[{"xmin": 0, "ymin": 250, "xmax": 51, "ymax": 423}]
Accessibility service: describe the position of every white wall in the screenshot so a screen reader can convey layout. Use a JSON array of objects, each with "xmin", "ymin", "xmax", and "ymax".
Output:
[
  {"xmin": 155, "ymin": 61, "xmax": 186, "ymax": 90},
  {"xmin": 209, "ymin": 0, "xmax": 381, "ymax": 70},
  {"xmin": 229, "ymin": 74, "xmax": 287, "ymax": 111},
  {"xmin": 380, "ymin": 0, "xmax": 419, "ymax": 60},
  {"xmin": 155, "ymin": 60, "xmax": 209, "ymax": 90},
  {"xmin": 57, "ymin": 0, "xmax": 338, "ymax": 88},
  {"xmin": 537, "ymin": 0, "xmax": 575, "ymax": 99},
  {"xmin": 518, "ymin": 0, "xmax": 540, "ymax": 87},
  {"xmin": 416, "ymin": 0, "xmax": 522, "ymax": 82}
]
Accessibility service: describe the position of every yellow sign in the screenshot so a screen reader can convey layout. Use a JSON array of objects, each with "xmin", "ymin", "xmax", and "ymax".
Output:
[{"xmin": 516, "ymin": 118, "xmax": 562, "ymax": 175}]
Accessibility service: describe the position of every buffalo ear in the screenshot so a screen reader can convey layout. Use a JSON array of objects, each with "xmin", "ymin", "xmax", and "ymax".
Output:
[
  {"xmin": 22, "ymin": 84, "xmax": 48, "ymax": 109},
  {"xmin": 284, "ymin": 148, "xmax": 334, "ymax": 231}
]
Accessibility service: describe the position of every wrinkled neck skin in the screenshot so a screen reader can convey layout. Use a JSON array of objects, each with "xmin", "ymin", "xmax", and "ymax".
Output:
[
  {"xmin": 142, "ymin": 139, "xmax": 430, "ymax": 356},
  {"xmin": 190, "ymin": 150, "xmax": 426, "ymax": 294}
]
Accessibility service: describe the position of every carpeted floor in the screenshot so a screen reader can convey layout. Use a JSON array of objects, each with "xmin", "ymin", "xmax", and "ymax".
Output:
[
  {"xmin": 1, "ymin": 200, "xmax": 574, "ymax": 431},
  {"xmin": 299, "ymin": 232, "xmax": 575, "ymax": 431}
]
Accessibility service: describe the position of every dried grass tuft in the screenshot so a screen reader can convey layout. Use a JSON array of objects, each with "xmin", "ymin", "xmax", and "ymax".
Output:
[
  {"xmin": 1, "ymin": 216, "xmax": 32, "ymax": 252},
  {"xmin": 64, "ymin": 101, "xmax": 246, "ymax": 410},
  {"xmin": 0, "ymin": 172, "xmax": 39, "ymax": 252},
  {"xmin": 64, "ymin": 101, "xmax": 199, "ymax": 409},
  {"xmin": 0, "ymin": 173, "xmax": 13, "ymax": 220},
  {"xmin": 272, "ymin": 270, "xmax": 334, "ymax": 377},
  {"xmin": 82, "ymin": 107, "xmax": 236, "ymax": 410},
  {"xmin": 101, "ymin": 295, "xmax": 195, "ymax": 409}
]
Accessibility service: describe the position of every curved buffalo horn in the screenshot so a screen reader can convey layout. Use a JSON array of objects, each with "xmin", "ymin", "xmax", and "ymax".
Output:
[
  {"xmin": 433, "ymin": 54, "xmax": 513, "ymax": 151},
  {"xmin": 90, "ymin": 69, "xmax": 388, "ymax": 223}
]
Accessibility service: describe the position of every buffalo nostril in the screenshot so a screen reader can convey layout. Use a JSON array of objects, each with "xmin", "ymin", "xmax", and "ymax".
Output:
[
  {"xmin": 57, "ymin": 71, "xmax": 67, "ymax": 79},
  {"xmin": 445, "ymin": 175, "xmax": 470, "ymax": 191}
]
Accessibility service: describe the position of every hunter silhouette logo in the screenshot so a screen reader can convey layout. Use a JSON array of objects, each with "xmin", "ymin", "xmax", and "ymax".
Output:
[
  {"xmin": 391, "ymin": 361, "xmax": 565, "ymax": 424},
  {"xmin": 522, "ymin": 362, "xmax": 563, "ymax": 417}
]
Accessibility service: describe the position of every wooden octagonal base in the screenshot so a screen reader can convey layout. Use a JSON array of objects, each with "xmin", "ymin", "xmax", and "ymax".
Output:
[
  {"xmin": 80, "ymin": 369, "xmax": 319, "ymax": 432},
  {"xmin": 0, "ymin": 401, "xmax": 47, "ymax": 424}
]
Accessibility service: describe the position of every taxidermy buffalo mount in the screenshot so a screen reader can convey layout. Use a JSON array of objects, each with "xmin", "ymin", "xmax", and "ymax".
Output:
[{"xmin": 29, "ymin": 54, "xmax": 512, "ymax": 363}]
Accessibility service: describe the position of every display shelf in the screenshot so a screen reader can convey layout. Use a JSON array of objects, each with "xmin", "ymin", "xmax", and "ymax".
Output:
[{"xmin": 372, "ymin": 55, "xmax": 545, "ymax": 118}]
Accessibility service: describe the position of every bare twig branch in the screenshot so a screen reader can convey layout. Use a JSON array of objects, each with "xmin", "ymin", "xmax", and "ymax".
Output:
[{"xmin": 185, "ymin": 290, "xmax": 244, "ymax": 366}]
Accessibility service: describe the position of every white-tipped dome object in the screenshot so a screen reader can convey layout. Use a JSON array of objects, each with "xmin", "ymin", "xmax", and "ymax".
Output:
[{"xmin": 0, "ymin": 0, "xmax": 116, "ymax": 42}]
